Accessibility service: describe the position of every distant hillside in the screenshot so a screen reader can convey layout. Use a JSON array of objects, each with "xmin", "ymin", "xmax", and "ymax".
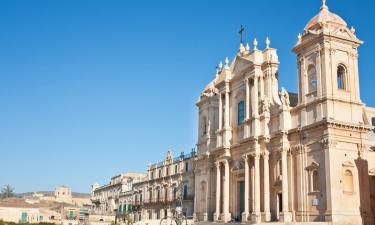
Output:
[{"xmin": 16, "ymin": 191, "xmax": 90, "ymax": 198}]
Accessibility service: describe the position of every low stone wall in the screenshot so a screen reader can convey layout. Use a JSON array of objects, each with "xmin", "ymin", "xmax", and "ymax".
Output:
[{"xmin": 133, "ymin": 219, "xmax": 194, "ymax": 225}]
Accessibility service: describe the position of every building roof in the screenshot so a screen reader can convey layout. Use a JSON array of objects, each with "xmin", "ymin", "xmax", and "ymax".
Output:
[
  {"xmin": 305, "ymin": 1, "xmax": 347, "ymax": 31},
  {"xmin": 0, "ymin": 197, "xmax": 76, "ymax": 209}
]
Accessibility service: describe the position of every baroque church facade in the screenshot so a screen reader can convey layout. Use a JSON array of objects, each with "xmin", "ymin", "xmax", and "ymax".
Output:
[{"xmin": 193, "ymin": 1, "xmax": 375, "ymax": 225}]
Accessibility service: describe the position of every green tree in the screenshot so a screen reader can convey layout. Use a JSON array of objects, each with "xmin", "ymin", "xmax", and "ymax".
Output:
[{"xmin": 1, "ymin": 184, "xmax": 15, "ymax": 199}]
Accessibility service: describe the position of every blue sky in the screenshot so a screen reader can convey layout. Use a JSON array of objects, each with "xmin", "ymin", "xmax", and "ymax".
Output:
[{"xmin": 0, "ymin": 0, "xmax": 374, "ymax": 194}]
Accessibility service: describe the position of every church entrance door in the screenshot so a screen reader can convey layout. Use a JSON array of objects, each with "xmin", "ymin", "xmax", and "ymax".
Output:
[{"xmin": 238, "ymin": 181, "xmax": 245, "ymax": 221}]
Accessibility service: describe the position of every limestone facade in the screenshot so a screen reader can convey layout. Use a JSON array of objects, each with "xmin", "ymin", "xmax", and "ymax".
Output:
[
  {"xmin": 193, "ymin": 2, "xmax": 375, "ymax": 225},
  {"xmin": 127, "ymin": 151, "xmax": 196, "ymax": 223},
  {"xmin": 91, "ymin": 173, "xmax": 147, "ymax": 215}
]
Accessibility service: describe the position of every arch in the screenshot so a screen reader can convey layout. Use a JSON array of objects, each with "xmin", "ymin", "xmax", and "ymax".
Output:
[
  {"xmin": 307, "ymin": 64, "xmax": 317, "ymax": 93},
  {"xmin": 237, "ymin": 100, "xmax": 245, "ymax": 125},
  {"xmin": 343, "ymin": 169, "xmax": 354, "ymax": 193},
  {"xmin": 337, "ymin": 64, "xmax": 347, "ymax": 90}
]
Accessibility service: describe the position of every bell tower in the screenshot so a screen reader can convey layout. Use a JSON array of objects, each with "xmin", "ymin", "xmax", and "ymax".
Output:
[{"xmin": 293, "ymin": 0, "xmax": 364, "ymax": 125}]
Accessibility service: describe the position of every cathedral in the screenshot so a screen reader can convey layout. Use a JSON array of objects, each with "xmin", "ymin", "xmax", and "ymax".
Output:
[{"xmin": 193, "ymin": 1, "xmax": 375, "ymax": 224}]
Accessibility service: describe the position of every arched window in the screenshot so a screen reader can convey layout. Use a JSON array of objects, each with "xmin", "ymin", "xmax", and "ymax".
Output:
[
  {"xmin": 308, "ymin": 65, "xmax": 317, "ymax": 93},
  {"xmin": 371, "ymin": 117, "xmax": 375, "ymax": 126},
  {"xmin": 237, "ymin": 101, "xmax": 245, "ymax": 125},
  {"xmin": 343, "ymin": 170, "xmax": 354, "ymax": 193},
  {"xmin": 337, "ymin": 65, "xmax": 347, "ymax": 90},
  {"xmin": 312, "ymin": 170, "xmax": 319, "ymax": 191}
]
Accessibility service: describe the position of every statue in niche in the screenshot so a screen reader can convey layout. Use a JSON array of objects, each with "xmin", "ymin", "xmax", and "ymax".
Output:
[
  {"xmin": 280, "ymin": 87, "xmax": 290, "ymax": 107},
  {"xmin": 261, "ymin": 97, "xmax": 271, "ymax": 114}
]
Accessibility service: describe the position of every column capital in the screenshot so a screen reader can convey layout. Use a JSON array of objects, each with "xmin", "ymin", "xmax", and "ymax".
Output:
[
  {"xmin": 251, "ymin": 152, "xmax": 261, "ymax": 160},
  {"xmin": 263, "ymin": 151, "xmax": 270, "ymax": 159},
  {"xmin": 215, "ymin": 161, "xmax": 221, "ymax": 168}
]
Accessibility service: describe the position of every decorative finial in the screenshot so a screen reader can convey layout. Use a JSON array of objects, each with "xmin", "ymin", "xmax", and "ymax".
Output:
[
  {"xmin": 298, "ymin": 33, "xmax": 302, "ymax": 42},
  {"xmin": 265, "ymin": 37, "xmax": 270, "ymax": 49},
  {"xmin": 224, "ymin": 57, "xmax": 230, "ymax": 69},
  {"xmin": 239, "ymin": 43, "xmax": 246, "ymax": 53},
  {"xmin": 218, "ymin": 61, "xmax": 223, "ymax": 70},
  {"xmin": 321, "ymin": 0, "xmax": 328, "ymax": 10},
  {"xmin": 253, "ymin": 38, "xmax": 258, "ymax": 50},
  {"xmin": 351, "ymin": 26, "xmax": 356, "ymax": 34},
  {"xmin": 245, "ymin": 43, "xmax": 250, "ymax": 51}
]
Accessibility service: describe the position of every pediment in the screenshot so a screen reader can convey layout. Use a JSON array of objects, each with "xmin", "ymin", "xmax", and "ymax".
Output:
[
  {"xmin": 331, "ymin": 27, "xmax": 360, "ymax": 42},
  {"xmin": 232, "ymin": 56, "xmax": 252, "ymax": 77}
]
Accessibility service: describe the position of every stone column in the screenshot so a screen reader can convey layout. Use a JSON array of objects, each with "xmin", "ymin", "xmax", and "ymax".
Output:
[
  {"xmin": 223, "ymin": 82, "xmax": 232, "ymax": 150},
  {"xmin": 263, "ymin": 151, "xmax": 271, "ymax": 221},
  {"xmin": 217, "ymin": 94, "xmax": 223, "ymax": 148},
  {"xmin": 253, "ymin": 151, "xmax": 261, "ymax": 223},
  {"xmin": 214, "ymin": 162, "xmax": 221, "ymax": 221},
  {"xmin": 253, "ymin": 76, "xmax": 259, "ymax": 117},
  {"xmin": 204, "ymin": 164, "xmax": 211, "ymax": 221},
  {"xmin": 280, "ymin": 147, "xmax": 292, "ymax": 222},
  {"xmin": 252, "ymin": 75, "xmax": 260, "ymax": 137},
  {"xmin": 244, "ymin": 78, "xmax": 250, "ymax": 138},
  {"xmin": 242, "ymin": 155, "xmax": 250, "ymax": 222},
  {"xmin": 259, "ymin": 75, "xmax": 264, "ymax": 99},
  {"xmin": 222, "ymin": 159, "xmax": 231, "ymax": 222}
]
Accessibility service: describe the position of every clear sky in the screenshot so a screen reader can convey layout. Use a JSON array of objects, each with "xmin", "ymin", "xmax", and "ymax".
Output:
[{"xmin": 0, "ymin": 0, "xmax": 374, "ymax": 194}]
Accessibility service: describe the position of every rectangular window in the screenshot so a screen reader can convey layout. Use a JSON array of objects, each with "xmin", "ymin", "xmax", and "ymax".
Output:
[
  {"xmin": 185, "ymin": 162, "xmax": 189, "ymax": 172},
  {"xmin": 166, "ymin": 167, "xmax": 169, "ymax": 176},
  {"xmin": 183, "ymin": 185, "xmax": 188, "ymax": 200},
  {"xmin": 69, "ymin": 210, "xmax": 74, "ymax": 220},
  {"xmin": 175, "ymin": 165, "xmax": 178, "ymax": 174},
  {"xmin": 238, "ymin": 101, "xmax": 245, "ymax": 125},
  {"xmin": 159, "ymin": 169, "xmax": 162, "ymax": 178},
  {"xmin": 372, "ymin": 117, "xmax": 375, "ymax": 126}
]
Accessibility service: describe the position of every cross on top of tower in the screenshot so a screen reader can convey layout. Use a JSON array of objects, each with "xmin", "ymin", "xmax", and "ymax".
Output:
[{"xmin": 238, "ymin": 25, "xmax": 245, "ymax": 44}]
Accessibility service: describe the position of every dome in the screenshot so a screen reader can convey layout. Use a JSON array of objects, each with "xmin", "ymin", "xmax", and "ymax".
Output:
[{"xmin": 304, "ymin": 3, "xmax": 347, "ymax": 31}]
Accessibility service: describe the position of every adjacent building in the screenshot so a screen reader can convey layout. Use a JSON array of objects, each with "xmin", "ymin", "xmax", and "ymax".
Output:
[
  {"xmin": 194, "ymin": 1, "xmax": 375, "ymax": 225},
  {"xmin": 90, "ymin": 150, "xmax": 196, "ymax": 225},
  {"xmin": 131, "ymin": 151, "xmax": 196, "ymax": 222},
  {"xmin": 90, "ymin": 172, "xmax": 147, "ymax": 217}
]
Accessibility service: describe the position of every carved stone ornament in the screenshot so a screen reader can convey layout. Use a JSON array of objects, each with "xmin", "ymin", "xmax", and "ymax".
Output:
[
  {"xmin": 232, "ymin": 159, "xmax": 244, "ymax": 171},
  {"xmin": 320, "ymin": 138, "xmax": 338, "ymax": 149},
  {"xmin": 279, "ymin": 87, "xmax": 290, "ymax": 107},
  {"xmin": 342, "ymin": 161, "xmax": 355, "ymax": 168},
  {"xmin": 261, "ymin": 96, "xmax": 271, "ymax": 114},
  {"xmin": 306, "ymin": 161, "xmax": 319, "ymax": 171},
  {"xmin": 369, "ymin": 168, "xmax": 375, "ymax": 176}
]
